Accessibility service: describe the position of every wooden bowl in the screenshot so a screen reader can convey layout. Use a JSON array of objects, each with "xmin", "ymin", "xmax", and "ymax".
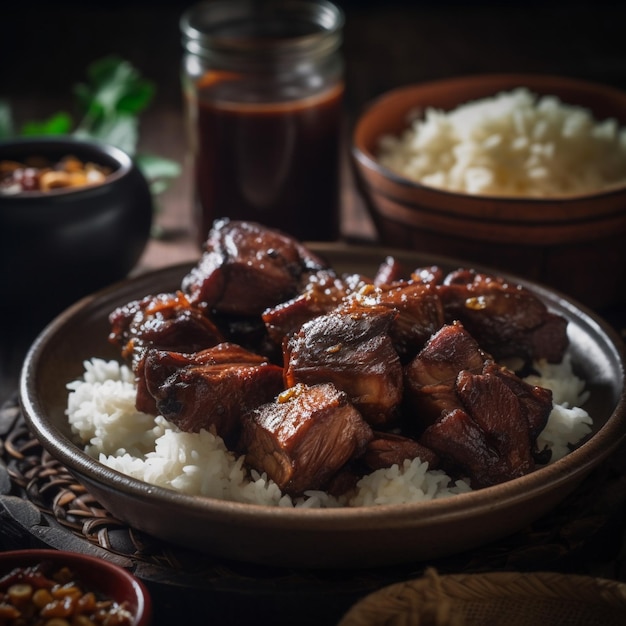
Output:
[
  {"xmin": 351, "ymin": 74, "xmax": 626, "ymax": 309},
  {"xmin": 338, "ymin": 568, "xmax": 626, "ymax": 626},
  {"xmin": 18, "ymin": 243, "xmax": 626, "ymax": 570}
]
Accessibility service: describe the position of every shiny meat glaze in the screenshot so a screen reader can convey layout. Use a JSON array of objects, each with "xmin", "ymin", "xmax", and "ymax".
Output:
[
  {"xmin": 406, "ymin": 323, "xmax": 553, "ymax": 487},
  {"xmin": 352, "ymin": 281, "xmax": 445, "ymax": 362},
  {"xmin": 108, "ymin": 291, "xmax": 224, "ymax": 371},
  {"xmin": 440, "ymin": 268, "xmax": 569, "ymax": 363},
  {"xmin": 107, "ymin": 219, "xmax": 571, "ymax": 494},
  {"xmin": 140, "ymin": 343, "xmax": 284, "ymax": 446},
  {"xmin": 404, "ymin": 322, "xmax": 490, "ymax": 427},
  {"xmin": 284, "ymin": 300, "xmax": 403, "ymax": 427},
  {"xmin": 455, "ymin": 369, "xmax": 534, "ymax": 482},
  {"xmin": 239, "ymin": 383, "xmax": 373, "ymax": 496},
  {"xmin": 363, "ymin": 431, "xmax": 439, "ymax": 471},
  {"xmin": 481, "ymin": 361, "xmax": 554, "ymax": 441},
  {"xmin": 262, "ymin": 270, "xmax": 369, "ymax": 346},
  {"xmin": 181, "ymin": 218, "xmax": 328, "ymax": 316}
]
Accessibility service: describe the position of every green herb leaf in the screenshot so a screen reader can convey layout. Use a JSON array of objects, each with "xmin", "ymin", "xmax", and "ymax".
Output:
[
  {"xmin": 73, "ymin": 113, "xmax": 139, "ymax": 156},
  {"xmin": 21, "ymin": 112, "xmax": 74, "ymax": 136},
  {"xmin": 73, "ymin": 55, "xmax": 155, "ymax": 137}
]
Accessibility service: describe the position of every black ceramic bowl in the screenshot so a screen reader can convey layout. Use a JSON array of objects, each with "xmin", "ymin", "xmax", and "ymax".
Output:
[{"xmin": 0, "ymin": 136, "xmax": 153, "ymax": 319}]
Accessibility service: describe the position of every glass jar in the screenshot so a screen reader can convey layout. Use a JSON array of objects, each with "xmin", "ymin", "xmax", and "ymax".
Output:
[{"xmin": 180, "ymin": 0, "xmax": 345, "ymax": 247}]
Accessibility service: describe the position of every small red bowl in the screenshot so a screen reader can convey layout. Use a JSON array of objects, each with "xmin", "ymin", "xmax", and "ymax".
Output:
[{"xmin": 0, "ymin": 548, "xmax": 152, "ymax": 626}]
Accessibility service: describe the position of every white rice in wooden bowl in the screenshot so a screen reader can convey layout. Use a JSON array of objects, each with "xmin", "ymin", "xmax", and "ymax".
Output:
[
  {"xmin": 65, "ymin": 354, "xmax": 592, "ymax": 508},
  {"xmin": 377, "ymin": 87, "xmax": 626, "ymax": 197}
]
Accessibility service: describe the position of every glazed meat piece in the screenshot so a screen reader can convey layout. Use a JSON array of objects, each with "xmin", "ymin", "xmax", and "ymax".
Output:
[
  {"xmin": 139, "ymin": 343, "xmax": 284, "ymax": 446},
  {"xmin": 353, "ymin": 281, "xmax": 445, "ymax": 361},
  {"xmin": 239, "ymin": 382, "xmax": 373, "ymax": 496},
  {"xmin": 265, "ymin": 272, "xmax": 444, "ymax": 360},
  {"xmin": 415, "ymin": 356, "xmax": 553, "ymax": 488},
  {"xmin": 411, "ymin": 265, "xmax": 446, "ymax": 285},
  {"xmin": 420, "ymin": 365, "xmax": 541, "ymax": 489},
  {"xmin": 363, "ymin": 431, "xmax": 439, "ymax": 471},
  {"xmin": 108, "ymin": 291, "xmax": 224, "ymax": 371},
  {"xmin": 284, "ymin": 301, "xmax": 403, "ymax": 426},
  {"xmin": 373, "ymin": 259, "xmax": 445, "ymax": 287},
  {"xmin": 483, "ymin": 361, "xmax": 553, "ymax": 441},
  {"xmin": 404, "ymin": 322, "xmax": 490, "ymax": 427},
  {"xmin": 455, "ymin": 368, "xmax": 534, "ymax": 478},
  {"xmin": 420, "ymin": 408, "xmax": 508, "ymax": 489},
  {"xmin": 438, "ymin": 268, "xmax": 569, "ymax": 363},
  {"xmin": 262, "ymin": 270, "xmax": 369, "ymax": 346},
  {"xmin": 373, "ymin": 255, "xmax": 409, "ymax": 285},
  {"xmin": 181, "ymin": 219, "xmax": 328, "ymax": 316}
]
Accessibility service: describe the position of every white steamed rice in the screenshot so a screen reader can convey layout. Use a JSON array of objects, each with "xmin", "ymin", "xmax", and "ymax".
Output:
[
  {"xmin": 377, "ymin": 87, "xmax": 626, "ymax": 197},
  {"xmin": 66, "ymin": 355, "xmax": 592, "ymax": 508}
]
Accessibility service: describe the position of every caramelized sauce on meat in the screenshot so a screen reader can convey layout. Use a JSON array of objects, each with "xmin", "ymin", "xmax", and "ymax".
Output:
[
  {"xmin": 284, "ymin": 300, "xmax": 403, "ymax": 426},
  {"xmin": 438, "ymin": 268, "xmax": 569, "ymax": 363},
  {"xmin": 107, "ymin": 219, "xmax": 570, "ymax": 494},
  {"xmin": 109, "ymin": 290, "xmax": 224, "ymax": 372},
  {"xmin": 140, "ymin": 344, "xmax": 284, "ymax": 447},
  {"xmin": 239, "ymin": 382, "xmax": 373, "ymax": 496},
  {"xmin": 181, "ymin": 218, "xmax": 327, "ymax": 316}
]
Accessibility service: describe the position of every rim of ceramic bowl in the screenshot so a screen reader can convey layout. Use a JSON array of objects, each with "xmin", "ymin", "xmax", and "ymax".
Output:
[
  {"xmin": 15, "ymin": 248, "xmax": 626, "ymax": 567},
  {"xmin": 352, "ymin": 72, "xmax": 626, "ymax": 206},
  {"xmin": 0, "ymin": 548, "xmax": 152, "ymax": 625},
  {"xmin": 0, "ymin": 135, "xmax": 134, "ymax": 198}
]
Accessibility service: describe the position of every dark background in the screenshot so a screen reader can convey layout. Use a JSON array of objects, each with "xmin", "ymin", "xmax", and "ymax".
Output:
[
  {"xmin": 3, "ymin": 1, "xmax": 626, "ymax": 114},
  {"xmin": 1, "ymin": 0, "xmax": 626, "ymax": 398},
  {"xmin": 3, "ymin": 0, "xmax": 626, "ymax": 208}
]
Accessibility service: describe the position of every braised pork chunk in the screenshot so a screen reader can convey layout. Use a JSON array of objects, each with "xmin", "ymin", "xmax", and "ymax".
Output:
[
  {"xmin": 438, "ymin": 268, "xmax": 568, "ymax": 364},
  {"xmin": 107, "ymin": 219, "xmax": 572, "ymax": 495},
  {"xmin": 140, "ymin": 343, "xmax": 284, "ymax": 446},
  {"xmin": 404, "ymin": 322, "xmax": 490, "ymax": 428},
  {"xmin": 108, "ymin": 291, "xmax": 224, "ymax": 372},
  {"xmin": 406, "ymin": 324, "xmax": 553, "ymax": 487},
  {"xmin": 284, "ymin": 300, "xmax": 403, "ymax": 426},
  {"xmin": 181, "ymin": 218, "xmax": 328, "ymax": 316},
  {"xmin": 239, "ymin": 383, "xmax": 373, "ymax": 496}
]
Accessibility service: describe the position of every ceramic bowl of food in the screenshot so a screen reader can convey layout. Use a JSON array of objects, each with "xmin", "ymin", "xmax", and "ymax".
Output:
[
  {"xmin": 0, "ymin": 136, "xmax": 153, "ymax": 322},
  {"xmin": 17, "ymin": 226, "xmax": 626, "ymax": 570},
  {"xmin": 351, "ymin": 73, "xmax": 626, "ymax": 310},
  {"xmin": 0, "ymin": 548, "xmax": 152, "ymax": 625}
]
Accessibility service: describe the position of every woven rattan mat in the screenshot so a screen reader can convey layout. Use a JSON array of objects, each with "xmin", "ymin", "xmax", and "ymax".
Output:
[{"xmin": 1, "ymin": 392, "xmax": 626, "ymax": 625}]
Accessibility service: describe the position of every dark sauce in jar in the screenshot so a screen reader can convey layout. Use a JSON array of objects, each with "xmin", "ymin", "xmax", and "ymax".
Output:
[
  {"xmin": 193, "ymin": 76, "xmax": 343, "ymax": 245},
  {"xmin": 181, "ymin": 1, "xmax": 345, "ymax": 246}
]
